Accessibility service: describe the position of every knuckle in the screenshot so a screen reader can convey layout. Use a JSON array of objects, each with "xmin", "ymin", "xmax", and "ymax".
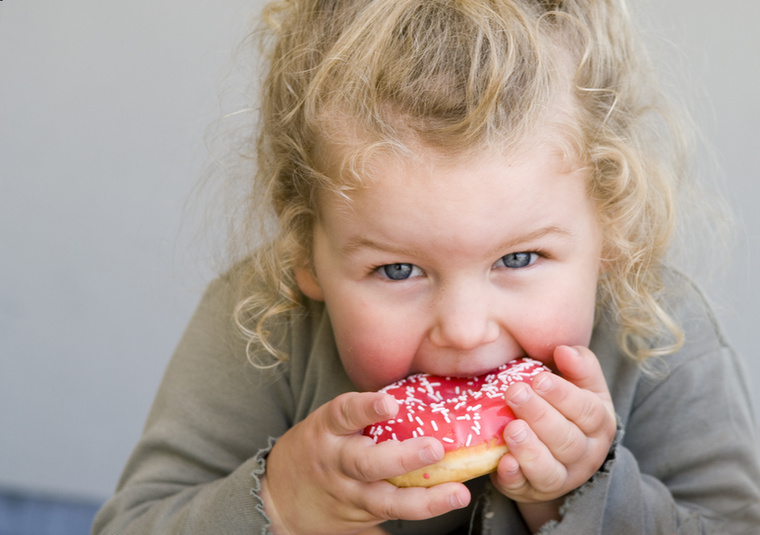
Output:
[
  {"xmin": 329, "ymin": 392, "xmax": 360, "ymax": 432},
  {"xmin": 550, "ymin": 383, "xmax": 571, "ymax": 406},
  {"xmin": 370, "ymin": 493, "xmax": 397, "ymax": 520},
  {"xmin": 578, "ymin": 394, "xmax": 604, "ymax": 429},
  {"xmin": 554, "ymin": 431, "xmax": 583, "ymax": 462},
  {"xmin": 539, "ymin": 468, "xmax": 568, "ymax": 495},
  {"xmin": 351, "ymin": 451, "xmax": 377, "ymax": 481},
  {"xmin": 424, "ymin": 493, "xmax": 451, "ymax": 518},
  {"xmin": 396, "ymin": 456, "xmax": 416, "ymax": 476},
  {"xmin": 501, "ymin": 477, "xmax": 531, "ymax": 497},
  {"xmin": 532, "ymin": 403, "xmax": 552, "ymax": 425}
]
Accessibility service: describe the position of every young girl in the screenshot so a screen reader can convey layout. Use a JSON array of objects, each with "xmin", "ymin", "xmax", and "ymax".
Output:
[{"xmin": 93, "ymin": 0, "xmax": 760, "ymax": 533}]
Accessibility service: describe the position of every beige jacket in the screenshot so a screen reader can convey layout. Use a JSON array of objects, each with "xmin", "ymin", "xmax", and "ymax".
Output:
[{"xmin": 93, "ymin": 271, "xmax": 760, "ymax": 534}]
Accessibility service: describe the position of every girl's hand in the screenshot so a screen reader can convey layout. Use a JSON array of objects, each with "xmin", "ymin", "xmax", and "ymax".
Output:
[
  {"xmin": 492, "ymin": 345, "xmax": 616, "ymax": 529},
  {"xmin": 261, "ymin": 391, "xmax": 470, "ymax": 535}
]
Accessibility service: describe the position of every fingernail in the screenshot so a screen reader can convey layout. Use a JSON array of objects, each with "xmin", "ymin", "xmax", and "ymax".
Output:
[
  {"xmin": 532, "ymin": 373, "xmax": 553, "ymax": 394},
  {"xmin": 450, "ymin": 491, "xmax": 467, "ymax": 508},
  {"xmin": 375, "ymin": 396, "xmax": 395, "ymax": 416},
  {"xmin": 420, "ymin": 444, "xmax": 440, "ymax": 464},
  {"xmin": 508, "ymin": 425, "xmax": 528, "ymax": 444},
  {"xmin": 508, "ymin": 384, "xmax": 530, "ymax": 406}
]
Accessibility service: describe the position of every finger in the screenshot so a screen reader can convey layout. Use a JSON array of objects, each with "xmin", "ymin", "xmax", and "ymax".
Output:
[
  {"xmin": 552, "ymin": 345, "xmax": 611, "ymax": 399},
  {"xmin": 492, "ymin": 451, "xmax": 531, "ymax": 496},
  {"xmin": 324, "ymin": 392, "xmax": 399, "ymax": 436},
  {"xmin": 531, "ymin": 371, "xmax": 615, "ymax": 438},
  {"xmin": 357, "ymin": 528, "xmax": 390, "ymax": 535},
  {"xmin": 501, "ymin": 419, "xmax": 568, "ymax": 496},
  {"xmin": 364, "ymin": 481, "xmax": 470, "ymax": 521},
  {"xmin": 343, "ymin": 436, "xmax": 444, "ymax": 482},
  {"xmin": 505, "ymin": 381, "xmax": 587, "ymax": 464}
]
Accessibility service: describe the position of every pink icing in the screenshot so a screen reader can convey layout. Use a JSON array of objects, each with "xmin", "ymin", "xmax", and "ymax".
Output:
[{"xmin": 363, "ymin": 358, "xmax": 550, "ymax": 452}]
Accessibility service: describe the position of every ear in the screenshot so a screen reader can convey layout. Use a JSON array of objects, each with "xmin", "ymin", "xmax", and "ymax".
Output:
[{"xmin": 295, "ymin": 266, "xmax": 324, "ymax": 301}]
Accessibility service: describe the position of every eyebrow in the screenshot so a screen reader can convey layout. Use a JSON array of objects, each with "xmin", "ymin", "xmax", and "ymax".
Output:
[
  {"xmin": 338, "ymin": 226, "xmax": 573, "ymax": 259},
  {"xmin": 338, "ymin": 237, "xmax": 421, "ymax": 258},
  {"xmin": 486, "ymin": 226, "xmax": 573, "ymax": 256}
]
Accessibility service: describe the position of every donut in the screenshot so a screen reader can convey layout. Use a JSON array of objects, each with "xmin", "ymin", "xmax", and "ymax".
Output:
[{"xmin": 363, "ymin": 357, "xmax": 550, "ymax": 487}]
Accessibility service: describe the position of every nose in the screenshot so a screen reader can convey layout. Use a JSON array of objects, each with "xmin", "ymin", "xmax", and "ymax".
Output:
[{"xmin": 428, "ymin": 280, "xmax": 500, "ymax": 351}]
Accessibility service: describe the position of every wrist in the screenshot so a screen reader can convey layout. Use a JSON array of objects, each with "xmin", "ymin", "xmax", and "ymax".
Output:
[
  {"xmin": 260, "ymin": 475, "xmax": 291, "ymax": 535},
  {"xmin": 516, "ymin": 497, "xmax": 564, "ymax": 534}
]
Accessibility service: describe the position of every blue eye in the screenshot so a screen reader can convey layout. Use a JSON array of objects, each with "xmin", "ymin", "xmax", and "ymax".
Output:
[
  {"xmin": 379, "ymin": 263, "xmax": 417, "ymax": 280},
  {"xmin": 497, "ymin": 252, "xmax": 538, "ymax": 269}
]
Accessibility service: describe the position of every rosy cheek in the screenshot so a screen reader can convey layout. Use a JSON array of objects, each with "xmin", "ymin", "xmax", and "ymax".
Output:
[
  {"xmin": 523, "ymin": 347, "xmax": 557, "ymax": 370},
  {"xmin": 338, "ymin": 338, "xmax": 414, "ymax": 391},
  {"xmin": 517, "ymin": 315, "xmax": 592, "ymax": 367}
]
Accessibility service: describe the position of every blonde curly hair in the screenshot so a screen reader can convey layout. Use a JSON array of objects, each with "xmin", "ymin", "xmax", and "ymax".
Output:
[{"xmin": 230, "ymin": 0, "xmax": 696, "ymax": 366}]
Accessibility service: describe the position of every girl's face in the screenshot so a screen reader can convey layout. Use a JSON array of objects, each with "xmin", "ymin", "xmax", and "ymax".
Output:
[{"xmin": 296, "ymin": 144, "xmax": 604, "ymax": 391}]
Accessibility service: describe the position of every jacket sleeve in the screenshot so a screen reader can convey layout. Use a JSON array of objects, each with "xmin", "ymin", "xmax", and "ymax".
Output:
[
  {"xmin": 482, "ymin": 279, "xmax": 760, "ymax": 535},
  {"xmin": 91, "ymin": 275, "xmax": 293, "ymax": 535},
  {"xmin": 537, "ymin": 345, "xmax": 760, "ymax": 534}
]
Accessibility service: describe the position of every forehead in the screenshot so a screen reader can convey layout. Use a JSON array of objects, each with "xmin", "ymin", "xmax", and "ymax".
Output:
[
  {"xmin": 315, "ymin": 129, "xmax": 584, "ymax": 201},
  {"xmin": 316, "ymin": 141, "xmax": 590, "ymax": 244}
]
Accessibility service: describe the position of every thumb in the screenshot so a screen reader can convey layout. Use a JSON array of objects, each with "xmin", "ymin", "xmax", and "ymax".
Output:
[
  {"xmin": 323, "ymin": 392, "xmax": 399, "ymax": 436},
  {"xmin": 553, "ymin": 345, "xmax": 611, "ymax": 399}
]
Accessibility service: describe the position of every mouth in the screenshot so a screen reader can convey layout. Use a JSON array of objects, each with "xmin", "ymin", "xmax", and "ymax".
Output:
[{"xmin": 413, "ymin": 352, "xmax": 531, "ymax": 381}]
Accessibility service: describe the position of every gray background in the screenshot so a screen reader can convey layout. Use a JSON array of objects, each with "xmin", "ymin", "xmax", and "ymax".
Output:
[{"xmin": 1, "ymin": 1, "xmax": 758, "ymax": 503}]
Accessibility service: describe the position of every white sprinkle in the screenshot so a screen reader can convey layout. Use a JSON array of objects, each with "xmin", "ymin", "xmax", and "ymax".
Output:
[
  {"xmin": 442, "ymin": 437, "xmax": 455, "ymax": 444},
  {"xmin": 417, "ymin": 427, "xmax": 425, "ymax": 436},
  {"xmin": 385, "ymin": 426, "xmax": 393, "ymax": 432},
  {"xmin": 392, "ymin": 433, "xmax": 398, "ymax": 441},
  {"xmin": 431, "ymin": 420, "xmax": 439, "ymax": 432},
  {"xmin": 466, "ymin": 434, "xmax": 473, "ymax": 447},
  {"xmin": 415, "ymin": 416, "xmax": 425, "ymax": 427}
]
